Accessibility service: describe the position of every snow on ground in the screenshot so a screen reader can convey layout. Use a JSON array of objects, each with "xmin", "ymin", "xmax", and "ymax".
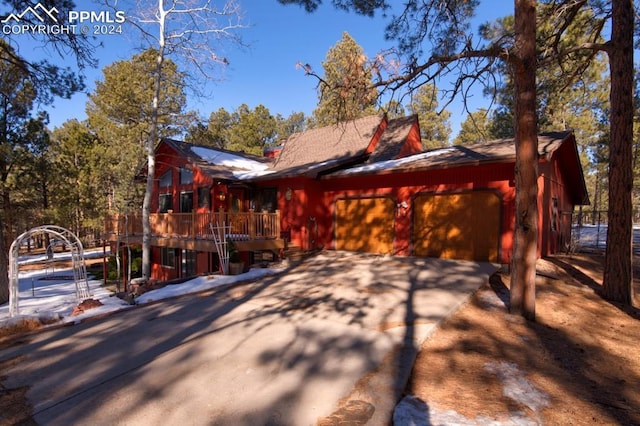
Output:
[
  {"xmin": 393, "ymin": 361, "xmax": 549, "ymax": 426},
  {"xmin": 572, "ymin": 224, "xmax": 640, "ymax": 254},
  {"xmin": 0, "ymin": 248, "xmax": 285, "ymax": 330},
  {"xmin": 17, "ymin": 246, "xmax": 108, "ymax": 265},
  {"xmin": 392, "ymin": 225, "xmax": 639, "ymax": 425}
]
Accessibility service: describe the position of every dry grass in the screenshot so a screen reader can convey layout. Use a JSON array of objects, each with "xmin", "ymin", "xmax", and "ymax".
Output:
[
  {"xmin": 406, "ymin": 253, "xmax": 640, "ymax": 425},
  {"xmin": 0, "ymin": 318, "xmax": 51, "ymax": 340}
]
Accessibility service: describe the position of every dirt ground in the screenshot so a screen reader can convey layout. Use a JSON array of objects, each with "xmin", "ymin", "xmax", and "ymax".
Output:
[{"xmin": 405, "ymin": 253, "xmax": 640, "ymax": 425}]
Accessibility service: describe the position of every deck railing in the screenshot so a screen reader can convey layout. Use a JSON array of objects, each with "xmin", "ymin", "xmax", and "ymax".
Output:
[{"xmin": 104, "ymin": 209, "xmax": 281, "ymax": 241}]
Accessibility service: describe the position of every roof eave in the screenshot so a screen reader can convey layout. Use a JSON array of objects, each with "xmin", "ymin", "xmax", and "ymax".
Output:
[{"xmin": 321, "ymin": 155, "xmax": 517, "ymax": 179}]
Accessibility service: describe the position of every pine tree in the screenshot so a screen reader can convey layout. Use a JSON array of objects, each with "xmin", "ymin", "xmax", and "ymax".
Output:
[
  {"xmin": 49, "ymin": 120, "xmax": 105, "ymax": 239},
  {"xmin": 86, "ymin": 50, "xmax": 187, "ymax": 213},
  {"xmin": 313, "ymin": 32, "xmax": 378, "ymax": 126},
  {"xmin": 0, "ymin": 41, "xmax": 49, "ymax": 303},
  {"xmin": 407, "ymin": 84, "xmax": 452, "ymax": 148},
  {"xmin": 227, "ymin": 104, "xmax": 278, "ymax": 155},
  {"xmin": 454, "ymin": 109, "xmax": 492, "ymax": 145}
]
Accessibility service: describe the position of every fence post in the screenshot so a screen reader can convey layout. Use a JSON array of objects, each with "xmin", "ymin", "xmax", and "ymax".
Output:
[
  {"xmin": 249, "ymin": 209, "xmax": 256, "ymax": 239},
  {"xmin": 192, "ymin": 209, "xmax": 196, "ymax": 239},
  {"xmin": 219, "ymin": 206, "xmax": 226, "ymax": 231},
  {"xmin": 596, "ymin": 211, "xmax": 601, "ymax": 249}
]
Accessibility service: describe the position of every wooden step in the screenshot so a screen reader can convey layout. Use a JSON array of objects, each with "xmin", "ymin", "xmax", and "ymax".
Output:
[{"xmin": 284, "ymin": 245, "xmax": 303, "ymax": 261}]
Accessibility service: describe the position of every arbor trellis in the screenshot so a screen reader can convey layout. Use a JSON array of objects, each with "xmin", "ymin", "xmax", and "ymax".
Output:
[{"xmin": 8, "ymin": 225, "xmax": 91, "ymax": 317}]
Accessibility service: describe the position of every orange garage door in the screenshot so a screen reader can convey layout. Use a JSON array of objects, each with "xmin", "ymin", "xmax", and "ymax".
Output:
[
  {"xmin": 335, "ymin": 197, "xmax": 395, "ymax": 254},
  {"xmin": 413, "ymin": 192, "xmax": 500, "ymax": 262}
]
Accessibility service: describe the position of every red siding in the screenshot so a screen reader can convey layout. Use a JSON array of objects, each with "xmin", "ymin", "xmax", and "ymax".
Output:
[
  {"xmin": 364, "ymin": 116, "xmax": 388, "ymax": 154},
  {"xmin": 145, "ymin": 135, "xmax": 585, "ymax": 277},
  {"xmin": 396, "ymin": 121, "xmax": 423, "ymax": 158},
  {"xmin": 324, "ymin": 164, "xmax": 516, "ymax": 263},
  {"xmin": 275, "ymin": 178, "xmax": 328, "ymax": 251},
  {"xmin": 154, "ymin": 143, "xmax": 218, "ymax": 214},
  {"xmin": 151, "ymin": 246, "xmax": 177, "ymax": 281},
  {"xmin": 539, "ymin": 144, "xmax": 579, "ymax": 257},
  {"xmin": 259, "ymin": 162, "xmax": 520, "ymax": 264}
]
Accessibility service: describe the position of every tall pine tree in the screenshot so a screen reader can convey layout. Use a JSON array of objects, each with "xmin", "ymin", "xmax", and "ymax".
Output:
[
  {"xmin": 313, "ymin": 32, "xmax": 378, "ymax": 126},
  {"xmin": 406, "ymin": 84, "xmax": 452, "ymax": 149},
  {"xmin": 86, "ymin": 50, "xmax": 187, "ymax": 213}
]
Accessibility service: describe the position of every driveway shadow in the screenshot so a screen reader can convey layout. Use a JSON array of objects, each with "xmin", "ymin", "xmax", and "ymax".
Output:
[{"xmin": 0, "ymin": 251, "xmax": 497, "ymax": 425}]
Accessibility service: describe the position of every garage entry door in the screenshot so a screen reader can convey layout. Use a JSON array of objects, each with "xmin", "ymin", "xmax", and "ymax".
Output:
[
  {"xmin": 413, "ymin": 192, "xmax": 500, "ymax": 262},
  {"xmin": 335, "ymin": 197, "xmax": 395, "ymax": 254}
]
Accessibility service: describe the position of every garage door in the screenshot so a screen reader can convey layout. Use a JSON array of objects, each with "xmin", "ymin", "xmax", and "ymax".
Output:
[
  {"xmin": 413, "ymin": 192, "xmax": 500, "ymax": 262},
  {"xmin": 335, "ymin": 197, "xmax": 395, "ymax": 254}
]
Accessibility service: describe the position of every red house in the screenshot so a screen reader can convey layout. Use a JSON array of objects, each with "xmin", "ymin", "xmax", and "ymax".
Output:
[{"xmin": 104, "ymin": 114, "xmax": 589, "ymax": 280}]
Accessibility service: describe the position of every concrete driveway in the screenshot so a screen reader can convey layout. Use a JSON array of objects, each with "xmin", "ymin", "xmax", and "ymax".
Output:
[{"xmin": 0, "ymin": 251, "xmax": 497, "ymax": 425}]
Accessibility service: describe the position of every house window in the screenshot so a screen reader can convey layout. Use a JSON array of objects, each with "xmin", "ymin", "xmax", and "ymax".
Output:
[
  {"xmin": 198, "ymin": 186, "xmax": 210, "ymax": 209},
  {"xmin": 159, "ymin": 170, "xmax": 172, "ymax": 188},
  {"xmin": 252, "ymin": 187, "xmax": 278, "ymax": 212},
  {"xmin": 182, "ymin": 249, "xmax": 196, "ymax": 277},
  {"xmin": 230, "ymin": 194, "xmax": 241, "ymax": 213},
  {"xmin": 159, "ymin": 193, "xmax": 172, "ymax": 213},
  {"xmin": 180, "ymin": 168, "xmax": 193, "ymax": 185},
  {"xmin": 180, "ymin": 191, "xmax": 193, "ymax": 213},
  {"xmin": 161, "ymin": 247, "xmax": 176, "ymax": 268}
]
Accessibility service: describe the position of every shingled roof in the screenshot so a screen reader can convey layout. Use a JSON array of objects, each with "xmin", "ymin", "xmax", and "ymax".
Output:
[
  {"xmin": 324, "ymin": 130, "xmax": 589, "ymax": 204},
  {"xmin": 367, "ymin": 115, "xmax": 419, "ymax": 163},
  {"xmin": 325, "ymin": 131, "xmax": 567, "ymax": 175},
  {"xmin": 155, "ymin": 115, "xmax": 421, "ymax": 182},
  {"xmin": 269, "ymin": 114, "xmax": 385, "ymax": 178}
]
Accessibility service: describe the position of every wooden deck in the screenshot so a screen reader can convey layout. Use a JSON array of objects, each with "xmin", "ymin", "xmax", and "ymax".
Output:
[{"xmin": 104, "ymin": 210, "xmax": 284, "ymax": 252}]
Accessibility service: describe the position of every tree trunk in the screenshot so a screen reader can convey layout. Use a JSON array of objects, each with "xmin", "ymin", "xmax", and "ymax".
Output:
[
  {"xmin": 0, "ymin": 177, "xmax": 13, "ymax": 304},
  {"xmin": 510, "ymin": 0, "xmax": 538, "ymax": 320},
  {"xmin": 0, "ymin": 220, "xmax": 7, "ymax": 304},
  {"xmin": 602, "ymin": 0, "xmax": 634, "ymax": 304},
  {"xmin": 141, "ymin": 1, "xmax": 168, "ymax": 280},
  {"xmin": 141, "ymin": 124, "xmax": 155, "ymax": 280}
]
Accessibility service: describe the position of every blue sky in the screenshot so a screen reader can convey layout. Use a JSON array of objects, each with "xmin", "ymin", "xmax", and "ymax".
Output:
[{"xmin": 16, "ymin": 1, "xmax": 513, "ymax": 137}]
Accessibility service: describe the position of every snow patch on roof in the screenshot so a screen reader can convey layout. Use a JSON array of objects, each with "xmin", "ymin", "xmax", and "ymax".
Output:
[
  {"xmin": 232, "ymin": 169, "xmax": 276, "ymax": 179},
  {"xmin": 191, "ymin": 146, "xmax": 269, "ymax": 171},
  {"xmin": 339, "ymin": 147, "xmax": 458, "ymax": 175}
]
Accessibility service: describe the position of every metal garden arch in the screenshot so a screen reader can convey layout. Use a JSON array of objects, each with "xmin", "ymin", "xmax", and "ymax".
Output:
[{"xmin": 8, "ymin": 225, "xmax": 91, "ymax": 317}]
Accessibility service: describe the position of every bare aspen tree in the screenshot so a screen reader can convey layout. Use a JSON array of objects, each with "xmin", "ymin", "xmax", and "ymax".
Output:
[{"xmin": 106, "ymin": 0, "xmax": 245, "ymax": 279}]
